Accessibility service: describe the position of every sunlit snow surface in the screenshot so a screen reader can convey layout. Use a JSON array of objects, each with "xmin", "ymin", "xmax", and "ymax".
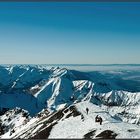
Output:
[
  {"xmin": 0, "ymin": 64, "xmax": 140, "ymax": 139},
  {"xmin": 49, "ymin": 101, "xmax": 140, "ymax": 139}
]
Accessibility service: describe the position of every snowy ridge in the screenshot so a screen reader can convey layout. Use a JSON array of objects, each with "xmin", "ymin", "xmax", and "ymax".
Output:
[
  {"xmin": 0, "ymin": 65, "xmax": 139, "ymax": 114},
  {"xmin": 49, "ymin": 101, "xmax": 140, "ymax": 139},
  {"xmin": 0, "ymin": 65, "xmax": 140, "ymax": 138},
  {"xmin": 1, "ymin": 101, "xmax": 139, "ymax": 139}
]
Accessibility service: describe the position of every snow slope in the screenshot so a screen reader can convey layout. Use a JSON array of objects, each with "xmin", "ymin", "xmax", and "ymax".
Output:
[
  {"xmin": 0, "ymin": 65, "xmax": 140, "ymax": 139},
  {"xmin": 1, "ymin": 100, "xmax": 139, "ymax": 139},
  {"xmin": 49, "ymin": 101, "xmax": 140, "ymax": 139}
]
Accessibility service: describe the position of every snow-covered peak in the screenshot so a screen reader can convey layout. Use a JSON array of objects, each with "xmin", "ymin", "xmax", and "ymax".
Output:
[
  {"xmin": 0, "ymin": 65, "xmax": 140, "ymax": 139},
  {"xmin": 2, "ymin": 100, "xmax": 139, "ymax": 139}
]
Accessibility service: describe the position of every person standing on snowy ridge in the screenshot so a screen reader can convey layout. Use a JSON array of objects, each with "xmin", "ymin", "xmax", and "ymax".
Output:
[
  {"xmin": 95, "ymin": 115, "xmax": 103, "ymax": 125},
  {"xmin": 99, "ymin": 116, "xmax": 103, "ymax": 125},
  {"xmin": 86, "ymin": 107, "xmax": 89, "ymax": 115},
  {"xmin": 95, "ymin": 115, "xmax": 99, "ymax": 123}
]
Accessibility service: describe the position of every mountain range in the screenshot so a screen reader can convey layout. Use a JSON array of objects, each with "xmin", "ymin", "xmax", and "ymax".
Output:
[{"xmin": 0, "ymin": 65, "xmax": 140, "ymax": 139}]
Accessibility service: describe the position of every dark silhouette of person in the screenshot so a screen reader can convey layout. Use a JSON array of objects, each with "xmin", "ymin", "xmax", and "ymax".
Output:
[
  {"xmin": 95, "ymin": 115, "xmax": 103, "ymax": 125},
  {"xmin": 86, "ymin": 107, "xmax": 89, "ymax": 115},
  {"xmin": 95, "ymin": 115, "xmax": 99, "ymax": 122},
  {"xmin": 99, "ymin": 116, "xmax": 103, "ymax": 125}
]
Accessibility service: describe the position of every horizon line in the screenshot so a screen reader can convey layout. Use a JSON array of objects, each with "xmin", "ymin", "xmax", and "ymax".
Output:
[{"xmin": 0, "ymin": 63, "xmax": 140, "ymax": 66}]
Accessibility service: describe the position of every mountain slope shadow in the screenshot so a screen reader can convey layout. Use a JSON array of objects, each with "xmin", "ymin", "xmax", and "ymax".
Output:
[
  {"xmin": 84, "ymin": 129, "xmax": 97, "ymax": 139},
  {"xmin": 31, "ymin": 105, "xmax": 81, "ymax": 139},
  {"xmin": 96, "ymin": 130, "xmax": 117, "ymax": 139}
]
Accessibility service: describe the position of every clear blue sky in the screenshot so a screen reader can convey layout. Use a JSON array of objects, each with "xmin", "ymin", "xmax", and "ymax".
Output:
[{"xmin": 0, "ymin": 2, "xmax": 140, "ymax": 64}]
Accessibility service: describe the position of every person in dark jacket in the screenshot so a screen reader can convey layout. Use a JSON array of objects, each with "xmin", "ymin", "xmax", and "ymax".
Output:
[
  {"xmin": 95, "ymin": 115, "xmax": 103, "ymax": 125},
  {"xmin": 98, "ymin": 116, "xmax": 103, "ymax": 125},
  {"xmin": 86, "ymin": 107, "xmax": 89, "ymax": 115},
  {"xmin": 95, "ymin": 115, "xmax": 99, "ymax": 122}
]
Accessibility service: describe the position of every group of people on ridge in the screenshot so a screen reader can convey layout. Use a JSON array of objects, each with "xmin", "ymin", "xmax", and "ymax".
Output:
[{"xmin": 81, "ymin": 107, "xmax": 103, "ymax": 125}]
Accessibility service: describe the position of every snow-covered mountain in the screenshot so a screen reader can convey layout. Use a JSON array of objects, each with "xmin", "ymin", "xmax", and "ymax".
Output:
[{"xmin": 0, "ymin": 65, "xmax": 140, "ymax": 139}]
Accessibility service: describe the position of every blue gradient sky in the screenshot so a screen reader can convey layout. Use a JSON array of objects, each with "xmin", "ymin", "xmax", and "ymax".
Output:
[{"xmin": 0, "ymin": 2, "xmax": 140, "ymax": 64}]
